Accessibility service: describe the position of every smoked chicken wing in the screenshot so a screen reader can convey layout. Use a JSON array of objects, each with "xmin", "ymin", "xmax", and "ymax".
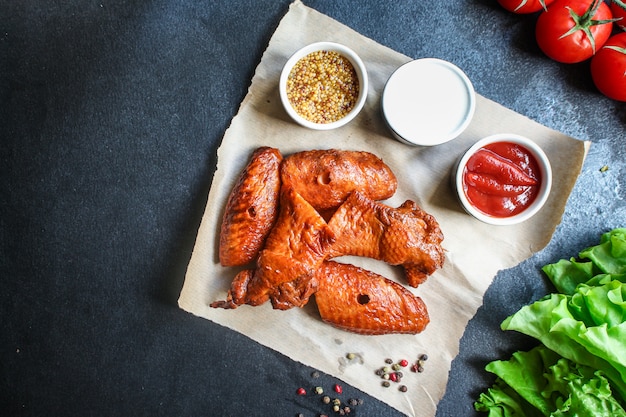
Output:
[
  {"xmin": 314, "ymin": 261, "xmax": 429, "ymax": 335},
  {"xmin": 327, "ymin": 191, "xmax": 444, "ymax": 287},
  {"xmin": 280, "ymin": 149, "xmax": 397, "ymax": 211},
  {"xmin": 212, "ymin": 185, "xmax": 335, "ymax": 309},
  {"xmin": 219, "ymin": 147, "xmax": 282, "ymax": 266}
]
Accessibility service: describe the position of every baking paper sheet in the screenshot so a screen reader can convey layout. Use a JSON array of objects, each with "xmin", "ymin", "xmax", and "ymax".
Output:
[{"xmin": 178, "ymin": 1, "xmax": 588, "ymax": 415}]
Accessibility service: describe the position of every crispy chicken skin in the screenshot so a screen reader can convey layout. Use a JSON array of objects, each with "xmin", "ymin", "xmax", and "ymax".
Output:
[
  {"xmin": 314, "ymin": 261, "xmax": 429, "ymax": 335},
  {"xmin": 327, "ymin": 191, "xmax": 445, "ymax": 287},
  {"xmin": 211, "ymin": 186, "xmax": 335, "ymax": 309},
  {"xmin": 219, "ymin": 147, "xmax": 283, "ymax": 266},
  {"xmin": 280, "ymin": 149, "xmax": 397, "ymax": 211}
]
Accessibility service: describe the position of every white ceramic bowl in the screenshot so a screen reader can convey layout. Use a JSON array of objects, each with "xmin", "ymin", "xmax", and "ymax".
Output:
[
  {"xmin": 279, "ymin": 42, "xmax": 368, "ymax": 130},
  {"xmin": 381, "ymin": 58, "xmax": 475, "ymax": 146},
  {"xmin": 453, "ymin": 133, "xmax": 552, "ymax": 226}
]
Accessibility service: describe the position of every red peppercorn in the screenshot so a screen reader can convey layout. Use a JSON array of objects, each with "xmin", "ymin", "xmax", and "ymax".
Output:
[
  {"xmin": 296, "ymin": 387, "xmax": 306, "ymax": 396},
  {"xmin": 389, "ymin": 373, "xmax": 398, "ymax": 382},
  {"xmin": 334, "ymin": 384, "xmax": 343, "ymax": 394},
  {"xmin": 399, "ymin": 359, "xmax": 409, "ymax": 367}
]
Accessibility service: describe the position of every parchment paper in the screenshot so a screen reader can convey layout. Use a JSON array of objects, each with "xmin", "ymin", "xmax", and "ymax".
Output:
[{"xmin": 178, "ymin": 1, "xmax": 588, "ymax": 415}]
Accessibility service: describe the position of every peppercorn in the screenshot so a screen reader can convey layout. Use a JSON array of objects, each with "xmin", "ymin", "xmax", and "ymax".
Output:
[
  {"xmin": 382, "ymin": 381, "xmax": 390, "ymax": 388},
  {"xmin": 399, "ymin": 385, "xmax": 408, "ymax": 393},
  {"xmin": 296, "ymin": 387, "xmax": 306, "ymax": 396},
  {"xmin": 385, "ymin": 358, "xmax": 393, "ymax": 364},
  {"xmin": 311, "ymin": 371, "xmax": 320, "ymax": 378},
  {"xmin": 332, "ymin": 398, "xmax": 341, "ymax": 406},
  {"xmin": 315, "ymin": 386, "xmax": 324, "ymax": 395},
  {"xmin": 322, "ymin": 395, "xmax": 331, "ymax": 404},
  {"xmin": 346, "ymin": 352, "xmax": 356, "ymax": 360},
  {"xmin": 420, "ymin": 353, "xmax": 429, "ymax": 361},
  {"xmin": 399, "ymin": 359, "xmax": 409, "ymax": 367},
  {"xmin": 334, "ymin": 384, "xmax": 343, "ymax": 394},
  {"xmin": 389, "ymin": 373, "xmax": 398, "ymax": 382}
]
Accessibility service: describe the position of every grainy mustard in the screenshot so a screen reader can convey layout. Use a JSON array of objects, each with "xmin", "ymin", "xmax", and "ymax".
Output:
[{"xmin": 286, "ymin": 50, "xmax": 359, "ymax": 124}]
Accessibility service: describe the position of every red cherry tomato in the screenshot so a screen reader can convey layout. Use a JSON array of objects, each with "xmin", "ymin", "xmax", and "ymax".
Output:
[
  {"xmin": 535, "ymin": 0, "xmax": 614, "ymax": 63},
  {"xmin": 610, "ymin": 2, "xmax": 626, "ymax": 31},
  {"xmin": 591, "ymin": 32, "xmax": 626, "ymax": 102},
  {"xmin": 497, "ymin": 0, "xmax": 556, "ymax": 14}
]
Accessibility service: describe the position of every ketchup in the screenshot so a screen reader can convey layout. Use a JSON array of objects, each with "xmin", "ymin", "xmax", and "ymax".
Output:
[{"xmin": 463, "ymin": 141, "xmax": 541, "ymax": 218}]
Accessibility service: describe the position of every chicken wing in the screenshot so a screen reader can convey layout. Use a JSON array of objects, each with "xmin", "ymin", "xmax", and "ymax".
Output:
[
  {"xmin": 327, "ymin": 191, "xmax": 444, "ymax": 287},
  {"xmin": 280, "ymin": 149, "xmax": 397, "ymax": 211},
  {"xmin": 314, "ymin": 261, "xmax": 429, "ymax": 335},
  {"xmin": 212, "ymin": 185, "xmax": 335, "ymax": 308},
  {"xmin": 219, "ymin": 147, "xmax": 283, "ymax": 266}
]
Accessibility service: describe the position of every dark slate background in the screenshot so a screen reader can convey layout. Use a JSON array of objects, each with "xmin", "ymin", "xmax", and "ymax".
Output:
[{"xmin": 1, "ymin": 1, "xmax": 624, "ymax": 416}]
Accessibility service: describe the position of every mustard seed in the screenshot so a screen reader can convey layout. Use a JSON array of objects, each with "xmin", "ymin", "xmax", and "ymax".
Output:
[{"xmin": 286, "ymin": 50, "xmax": 359, "ymax": 124}]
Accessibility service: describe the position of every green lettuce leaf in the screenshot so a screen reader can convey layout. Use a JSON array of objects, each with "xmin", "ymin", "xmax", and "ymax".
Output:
[
  {"xmin": 475, "ymin": 345, "xmax": 626, "ymax": 416},
  {"xmin": 579, "ymin": 228, "xmax": 626, "ymax": 275},
  {"xmin": 476, "ymin": 228, "xmax": 626, "ymax": 416},
  {"xmin": 544, "ymin": 354, "xmax": 626, "ymax": 416},
  {"xmin": 542, "ymin": 229, "xmax": 626, "ymax": 295},
  {"xmin": 482, "ymin": 346, "xmax": 560, "ymax": 415},
  {"xmin": 500, "ymin": 282, "xmax": 626, "ymax": 402},
  {"xmin": 475, "ymin": 378, "xmax": 544, "ymax": 417},
  {"xmin": 542, "ymin": 258, "xmax": 594, "ymax": 295}
]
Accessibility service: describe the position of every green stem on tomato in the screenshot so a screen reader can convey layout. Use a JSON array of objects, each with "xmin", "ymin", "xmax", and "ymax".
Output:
[
  {"xmin": 604, "ymin": 45, "xmax": 626, "ymax": 55},
  {"xmin": 560, "ymin": 0, "xmax": 619, "ymax": 54}
]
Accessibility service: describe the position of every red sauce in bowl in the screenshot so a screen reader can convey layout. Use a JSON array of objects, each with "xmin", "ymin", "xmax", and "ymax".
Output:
[{"xmin": 462, "ymin": 141, "xmax": 541, "ymax": 218}]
